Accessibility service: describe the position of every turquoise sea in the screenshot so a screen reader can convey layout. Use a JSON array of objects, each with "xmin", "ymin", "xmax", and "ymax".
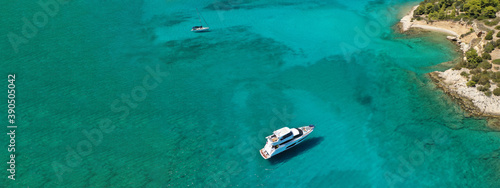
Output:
[{"xmin": 2, "ymin": 0, "xmax": 500, "ymax": 187}]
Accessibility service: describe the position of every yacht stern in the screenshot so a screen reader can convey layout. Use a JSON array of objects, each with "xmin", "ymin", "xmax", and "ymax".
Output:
[{"xmin": 260, "ymin": 149, "xmax": 271, "ymax": 159}]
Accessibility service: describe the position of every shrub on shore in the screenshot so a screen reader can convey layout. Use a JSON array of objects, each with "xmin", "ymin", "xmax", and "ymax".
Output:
[
  {"xmin": 484, "ymin": 42, "xmax": 495, "ymax": 53},
  {"xmin": 494, "ymin": 88, "xmax": 500, "ymax": 96},
  {"xmin": 478, "ymin": 83, "xmax": 491, "ymax": 91},
  {"xmin": 460, "ymin": 71, "xmax": 470, "ymax": 78},
  {"xmin": 471, "ymin": 74, "xmax": 479, "ymax": 83},
  {"xmin": 470, "ymin": 68, "xmax": 482, "ymax": 75},
  {"xmin": 461, "ymin": 30, "xmax": 475, "ymax": 38},
  {"xmin": 478, "ymin": 86, "xmax": 488, "ymax": 91},
  {"xmin": 496, "ymin": 39, "xmax": 500, "ymax": 48},
  {"xmin": 470, "ymin": 73, "xmax": 491, "ymax": 85},
  {"xmin": 493, "ymin": 72, "xmax": 500, "ymax": 83},
  {"xmin": 480, "ymin": 61, "xmax": 493, "ymax": 69},
  {"xmin": 496, "ymin": 25, "xmax": 500, "ymax": 30},
  {"xmin": 453, "ymin": 63, "xmax": 463, "ymax": 70},
  {"xmin": 484, "ymin": 18, "xmax": 500, "ymax": 26},
  {"xmin": 467, "ymin": 80, "xmax": 477, "ymax": 87},
  {"xmin": 485, "ymin": 31, "xmax": 494, "ymax": 40},
  {"xmin": 485, "ymin": 90, "xmax": 492, "ymax": 96},
  {"xmin": 482, "ymin": 52, "xmax": 492, "ymax": 60},
  {"xmin": 493, "ymin": 59, "xmax": 500, "ymax": 65},
  {"xmin": 491, "ymin": 41, "xmax": 498, "ymax": 46},
  {"xmin": 471, "ymin": 74, "xmax": 490, "ymax": 85}
]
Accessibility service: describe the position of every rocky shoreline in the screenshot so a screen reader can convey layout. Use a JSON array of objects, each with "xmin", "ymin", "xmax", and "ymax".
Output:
[
  {"xmin": 429, "ymin": 71, "xmax": 500, "ymax": 117},
  {"xmin": 399, "ymin": 5, "xmax": 500, "ymax": 123},
  {"xmin": 429, "ymin": 69, "xmax": 500, "ymax": 131}
]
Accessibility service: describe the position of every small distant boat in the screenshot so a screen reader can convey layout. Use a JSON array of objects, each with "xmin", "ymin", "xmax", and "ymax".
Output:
[
  {"xmin": 260, "ymin": 125, "xmax": 315, "ymax": 159},
  {"xmin": 191, "ymin": 8, "xmax": 210, "ymax": 32}
]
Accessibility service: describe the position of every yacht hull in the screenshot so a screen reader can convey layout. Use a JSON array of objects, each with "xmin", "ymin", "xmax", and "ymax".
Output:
[
  {"xmin": 260, "ymin": 125, "xmax": 314, "ymax": 159},
  {"xmin": 191, "ymin": 27, "xmax": 210, "ymax": 32}
]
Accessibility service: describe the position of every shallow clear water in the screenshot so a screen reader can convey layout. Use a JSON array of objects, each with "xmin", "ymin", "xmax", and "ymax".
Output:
[{"xmin": 1, "ymin": 0, "xmax": 500, "ymax": 187}]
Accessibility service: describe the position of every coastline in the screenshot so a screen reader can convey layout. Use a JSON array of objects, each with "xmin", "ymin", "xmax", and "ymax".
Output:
[
  {"xmin": 399, "ymin": 5, "xmax": 474, "ymax": 52},
  {"xmin": 400, "ymin": 6, "xmax": 459, "ymax": 36},
  {"xmin": 428, "ymin": 71, "xmax": 500, "ymax": 118},
  {"xmin": 398, "ymin": 5, "xmax": 500, "ymax": 125}
]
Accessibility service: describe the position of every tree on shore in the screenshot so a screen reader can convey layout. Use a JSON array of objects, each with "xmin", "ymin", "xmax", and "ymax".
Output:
[
  {"xmin": 451, "ymin": 6, "xmax": 457, "ymax": 18},
  {"xmin": 414, "ymin": 0, "xmax": 499, "ymax": 19},
  {"xmin": 483, "ymin": 6, "xmax": 497, "ymax": 18},
  {"xmin": 465, "ymin": 49, "xmax": 483, "ymax": 68}
]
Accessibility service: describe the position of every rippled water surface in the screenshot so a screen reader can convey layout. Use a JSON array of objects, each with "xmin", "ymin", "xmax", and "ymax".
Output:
[{"xmin": 1, "ymin": 0, "xmax": 500, "ymax": 187}]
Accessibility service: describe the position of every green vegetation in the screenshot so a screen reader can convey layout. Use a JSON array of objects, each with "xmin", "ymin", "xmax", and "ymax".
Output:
[
  {"xmin": 491, "ymin": 71, "xmax": 500, "ymax": 82},
  {"xmin": 472, "ymin": 73, "xmax": 481, "ymax": 82},
  {"xmin": 485, "ymin": 90, "xmax": 493, "ymax": 96},
  {"xmin": 484, "ymin": 18, "xmax": 500, "ymax": 26},
  {"xmin": 456, "ymin": 49, "xmax": 490, "ymax": 70},
  {"xmin": 486, "ymin": 30, "xmax": 494, "ymax": 40},
  {"xmin": 494, "ymin": 88, "xmax": 500, "ymax": 96},
  {"xmin": 482, "ymin": 52, "xmax": 492, "ymax": 59},
  {"xmin": 460, "ymin": 71, "xmax": 470, "ymax": 77},
  {"xmin": 470, "ymin": 71, "xmax": 493, "ymax": 85},
  {"xmin": 465, "ymin": 49, "xmax": 483, "ymax": 68},
  {"xmin": 470, "ymin": 68, "xmax": 481, "ymax": 74},
  {"xmin": 467, "ymin": 80, "xmax": 477, "ymax": 87},
  {"xmin": 496, "ymin": 39, "xmax": 500, "ymax": 48},
  {"xmin": 460, "ymin": 29, "xmax": 475, "ymax": 38},
  {"xmin": 414, "ymin": 0, "xmax": 500, "ymax": 20},
  {"xmin": 479, "ymin": 74, "xmax": 490, "ymax": 84},
  {"xmin": 480, "ymin": 61, "xmax": 493, "ymax": 69},
  {"xmin": 463, "ymin": 69, "xmax": 500, "ymax": 93},
  {"xmin": 485, "ymin": 42, "xmax": 495, "ymax": 52},
  {"xmin": 477, "ymin": 83, "xmax": 490, "ymax": 91},
  {"xmin": 414, "ymin": 1, "xmax": 500, "ymax": 93}
]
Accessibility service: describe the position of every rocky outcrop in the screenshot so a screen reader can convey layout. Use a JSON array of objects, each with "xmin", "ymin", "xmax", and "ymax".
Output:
[
  {"xmin": 399, "ymin": 5, "xmax": 500, "ymax": 122},
  {"xmin": 429, "ymin": 69, "xmax": 500, "ymax": 118},
  {"xmin": 400, "ymin": 5, "xmax": 419, "ymax": 31},
  {"xmin": 447, "ymin": 36, "xmax": 457, "ymax": 41}
]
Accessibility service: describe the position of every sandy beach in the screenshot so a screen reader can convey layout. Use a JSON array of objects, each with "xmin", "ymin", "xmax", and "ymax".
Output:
[{"xmin": 400, "ymin": 6, "xmax": 469, "ymax": 36}]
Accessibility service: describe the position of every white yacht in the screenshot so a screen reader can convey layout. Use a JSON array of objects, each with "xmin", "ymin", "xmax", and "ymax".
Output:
[
  {"xmin": 191, "ymin": 8, "xmax": 210, "ymax": 33},
  {"xmin": 260, "ymin": 125, "xmax": 315, "ymax": 159},
  {"xmin": 191, "ymin": 26, "xmax": 210, "ymax": 32}
]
